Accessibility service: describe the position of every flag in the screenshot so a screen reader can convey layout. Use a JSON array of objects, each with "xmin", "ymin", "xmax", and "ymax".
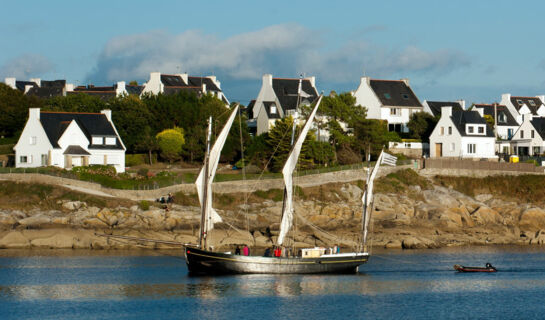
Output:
[{"xmin": 381, "ymin": 152, "xmax": 397, "ymax": 166}]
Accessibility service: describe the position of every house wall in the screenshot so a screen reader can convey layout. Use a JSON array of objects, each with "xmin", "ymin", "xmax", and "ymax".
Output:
[
  {"xmin": 89, "ymin": 149, "xmax": 125, "ymax": 173},
  {"xmin": 460, "ymin": 136, "xmax": 495, "ymax": 158},
  {"xmin": 510, "ymin": 117, "xmax": 544, "ymax": 155},
  {"xmin": 352, "ymin": 77, "xmax": 382, "ymax": 119},
  {"xmin": 500, "ymin": 93, "xmax": 521, "ymax": 125},
  {"xmin": 429, "ymin": 113, "xmax": 462, "ymax": 157},
  {"xmin": 14, "ymin": 109, "xmax": 53, "ymax": 168},
  {"xmin": 496, "ymin": 125, "xmax": 519, "ymax": 140}
]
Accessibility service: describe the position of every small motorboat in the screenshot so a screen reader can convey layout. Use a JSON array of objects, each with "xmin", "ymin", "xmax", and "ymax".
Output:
[{"xmin": 454, "ymin": 263, "xmax": 497, "ymax": 273}]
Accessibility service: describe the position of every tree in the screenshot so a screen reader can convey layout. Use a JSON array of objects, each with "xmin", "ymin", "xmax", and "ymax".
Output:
[
  {"xmin": 353, "ymin": 119, "xmax": 400, "ymax": 160},
  {"xmin": 156, "ymin": 127, "xmax": 185, "ymax": 163},
  {"xmin": 407, "ymin": 112, "xmax": 438, "ymax": 142},
  {"xmin": 0, "ymin": 84, "xmax": 42, "ymax": 138}
]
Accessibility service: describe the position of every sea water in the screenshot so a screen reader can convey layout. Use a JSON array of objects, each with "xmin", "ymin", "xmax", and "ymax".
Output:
[{"xmin": 1, "ymin": 246, "xmax": 545, "ymax": 320}]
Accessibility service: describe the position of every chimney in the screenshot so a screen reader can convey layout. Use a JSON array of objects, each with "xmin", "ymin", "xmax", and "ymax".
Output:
[
  {"xmin": 456, "ymin": 99, "xmax": 466, "ymax": 110},
  {"xmin": 360, "ymin": 76, "xmax": 370, "ymax": 87},
  {"xmin": 101, "ymin": 109, "xmax": 112, "ymax": 122},
  {"xmin": 475, "ymin": 107, "xmax": 484, "ymax": 117},
  {"xmin": 5, "ymin": 77, "xmax": 16, "ymax": 89},
  {"xmin": 208, "ymin": 75, "xmax": 220, "ymax": 89},
  {"xmin": 501, "ymin": 93, "xmax": 511, "ymax": 105},
  {"xmin": 263, "ymin": 74, "xmax": 273, "ymax": 86},
  {"xmin": 116, "ymin": 81, "xmax": 126, "ymax": 96},
  {"xmin": 30, "ymin": 78, "xmax": 41, "ymax": 87},
  {"xmin": 65, "ymin": 83, "xmax": 74, "ymax": 92},
  {"xmin": 29, "ymin": 108, "xmax": 40, "ymax": 121},
  {"xmin": 401, "ymin": 78, "xmax": 410, "ymax": 86},
  {"xmin": 441, "ymin": 106, "xmax": 452, "ymax": 117}
]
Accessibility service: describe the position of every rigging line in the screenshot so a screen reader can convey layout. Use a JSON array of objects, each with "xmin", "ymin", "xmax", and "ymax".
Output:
[
  {"xmin": 237, "ymin": 104, "xmax": 250, "ymax": 235},
  {"xmin": 294, "ymin": 211, "xmax": 357, "ymax": 246},
  {"xmin": 370, "ymin": 254, "xmax": 422, "ymax": 265}
]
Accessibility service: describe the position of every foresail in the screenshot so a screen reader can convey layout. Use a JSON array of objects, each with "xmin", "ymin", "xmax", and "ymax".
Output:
[
  {"xmin": 277, "ymin": 95, "xmax": 323, "ymax": 245},
  {"xmin": 196, "ymin": 105, "xmax": 240, "ymax": 232}
]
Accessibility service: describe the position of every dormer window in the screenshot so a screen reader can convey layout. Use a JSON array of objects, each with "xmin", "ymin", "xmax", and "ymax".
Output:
[
  {"xmin": 498, "ymin": 112, "xmax": 507, "ymax": 124},
  {"xmin": 105, "ymin": 137, "xmax": 116, "ymax": 145},
  {"xmin": 270, "ymin": 104, "xmax": 277, "ymax": 114},
  {"xmin": 401, "ymin": 93, "xmax": 409, "ymax": 100},
  {"xmin": 92, "ymin": 137, "xmax": 103, "ymax": 145},
  {"xmin": 468, "ymin": 126, "xmax": 474, "ymax": 134},
  {"xmin": 517, "ymin": 99, "xmax": 524, "ymax": 105},
  {"xmin": 478, "ymin": 126, "xmax": 484, "ymax": 134},
  {"xmin": 529, "ymin": 100, "xmax": 536, "ymax": 107},
  {"xmin": 384, "ymin": 93, "xmax": 391, "ymax": 99}
]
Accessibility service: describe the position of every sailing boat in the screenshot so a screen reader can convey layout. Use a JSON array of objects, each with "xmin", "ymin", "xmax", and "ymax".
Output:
[{"xmin": 184, "ymin": 98, "xmax": 396, "ymax": 274}]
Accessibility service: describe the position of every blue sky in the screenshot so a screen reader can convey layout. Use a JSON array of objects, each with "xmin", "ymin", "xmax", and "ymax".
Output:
[{"xmin": 1, "ymin": 0, "xmax": 545, "ymax": 105}]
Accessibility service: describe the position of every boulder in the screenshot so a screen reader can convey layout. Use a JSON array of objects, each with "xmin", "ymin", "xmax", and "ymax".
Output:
[
  {"xmin": 30, "ymin": 233, "xmax": 75, "ymax": 249},
  {"xmin": 0, "ymin": 213, "xmax": 17, "ymax": 228},
  {"xmin": 384, "ymin": 240, "xmax": 402, "ymax": 248},
  {"xmin": 475, "ymin": 194, "xmax": 493, "ymax": 202},
  {"xmin": 0, "ymin": 231, "xmax": 30, "ymax": 248},
  {"xmin": 18, "ymin": 214, "xmax": 52, "ymax": 228},
  {"xmin": 471, "ymin": 206, "xmax": 503, "ymax": 225},
  {"xmin": 62, "ymin": 201, "xmax": 86, "ymax": 211},
  {"xmin": 519, "ymin": 208, "xmax": 545, "ymax": 232}
]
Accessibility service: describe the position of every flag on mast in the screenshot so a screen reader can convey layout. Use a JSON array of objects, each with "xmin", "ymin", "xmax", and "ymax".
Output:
[{"xmin": 381, "ymin": 152, "xmax": 397, "ymax": 166}]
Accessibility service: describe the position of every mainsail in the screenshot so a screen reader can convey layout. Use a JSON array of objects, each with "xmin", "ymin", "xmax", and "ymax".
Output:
[
  {"xmin": 196, "ymin": 105, "xmax": 240, "ymax": 235},
  {"xmin": 277, "ymin": 95, "xmax": 323, "ymax": 245},
  {"xmin": 361, "ymin": 150, "xmax": 397, "ymax": 247}
]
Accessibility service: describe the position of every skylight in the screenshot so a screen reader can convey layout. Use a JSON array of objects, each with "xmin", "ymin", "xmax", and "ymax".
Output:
[
  {"xmin": 384, "ymin": 93, "xmax": 391, "ymax": 99},
  {"xmin": 402, "ymin": 94, "xmax": 409, "ymax": 100}
]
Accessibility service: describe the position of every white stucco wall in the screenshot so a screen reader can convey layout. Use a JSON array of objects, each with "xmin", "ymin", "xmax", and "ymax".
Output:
[
  {"xmin": 14, "ymin": 109, "xmax": 53, "ymax": 168},
  {"xmin": 352, "ymin": 77, "xmax": 381, "ymax": 119},
  {"xmin": 429, "ymin": 113, "xmax": 462, "ymax": 158},
  {"xmin": 460, "ymin": 136, "xmax": 495, "ymax": 158}
]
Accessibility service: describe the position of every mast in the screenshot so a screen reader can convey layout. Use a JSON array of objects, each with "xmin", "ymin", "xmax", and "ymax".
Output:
[{"xmin": 199, "ymin": 117, "xmax": 213, "ymax": 249}]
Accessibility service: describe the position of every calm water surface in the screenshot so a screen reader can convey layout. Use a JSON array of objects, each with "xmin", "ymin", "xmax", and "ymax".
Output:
[{"xmin": 1, "ymin": 246, "xmax": 545, "ymax": 319}]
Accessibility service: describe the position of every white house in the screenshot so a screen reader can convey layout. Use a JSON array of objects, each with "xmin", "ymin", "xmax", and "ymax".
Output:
[
  {"xmin": 14, "ymin": 108, "xmax": 126, "ymax": 172},
  {"xmin": 422, "ymin": 100, "xmax": 465, "ymax": 117},
  {"xmin": 510, "ymin": 116, "xmax": 545, "ymax": 156},
  {"xmin": 500, "ymin": 94, "xmax": 545, "ymax": 124},
  {"xmin": 472, "ymin": 104, "xmax": 519, "ymax": 154},
  {"xmin": 141, "ymin": 72, "xmax": 229, "ymax": 104},
  {"xmin": 429, "ymin": 106, "xmax": 496, "ymax": 158},
  {"xmin": 4, "ymin": 77, "xmax": 74, "ymax": 98},
  {"xmin": 352, "ymin": 77, "xmax": 423, "ymax": 133},
  {"xmin": 248, "ymin": 74, "xmax": 319, "ymax": 135}
]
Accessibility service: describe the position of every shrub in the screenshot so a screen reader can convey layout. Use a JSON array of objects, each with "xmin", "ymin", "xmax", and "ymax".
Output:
[{"xmin": 139, "ymin": 200, "xmax": 150, "ymax": 210}]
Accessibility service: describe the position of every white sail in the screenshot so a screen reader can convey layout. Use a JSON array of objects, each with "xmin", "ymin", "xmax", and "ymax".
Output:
[
  {"xmin": 362, "ymin": 151, "xmax": 397, "ymax": 246},
  {"xmin": 196, "ymin": 105, "xmax": 240, "ymax": 232},
  {"xmin": 277, "ymin": 95, "xmax": 323, "ymax": 245}
]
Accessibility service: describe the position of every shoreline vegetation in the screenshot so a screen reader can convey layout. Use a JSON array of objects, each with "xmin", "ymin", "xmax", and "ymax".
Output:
[{"xmin": 1, "ymin": 168, "xmax": 545, "ymax": 251}]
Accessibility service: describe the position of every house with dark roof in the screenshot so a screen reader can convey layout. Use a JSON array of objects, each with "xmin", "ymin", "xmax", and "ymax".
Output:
[
  {"xmin": 249, "ymin": 74, "xmax": 319, "ymax": 135},
  {"xmin": 500, "ymin": 93, "xmax": 545, "ymax": 124},
  {"xmin": 509, "ymin": 116, "xmax": 545, "ymax": 156},
  {"xmin": 472, "ymin": 104, "xmax": 519, "ymax": 141},
  {"xmin": 422, "ymin": 100, "xmax": 465, "ymax": 117},
  {"xmin": 4, "ymin": 77, "xmax": 75, "ymax": 98},
  {"xmin": 14, "ymin": 108, "xmax": 126, "ymax": 172},
  {"xmin": 429, "ymin": 106, "xmax": 496, "ymax": 158},
  {"xmin": 141, "ymin": 72, "xmax": 229, "ymax": 104},
  {"xmin": 353, "ymin": 76, "xmax": 423, "ymax": 133}
]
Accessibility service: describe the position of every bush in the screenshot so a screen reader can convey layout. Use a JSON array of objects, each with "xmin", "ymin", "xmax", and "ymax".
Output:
[
  {"xmin": 125, "ymin": 153, "xmax": 157, "ymax": 166},
  {"xmin": 139, "ymin": 200, "xmax": 150, "ymax": 210}
]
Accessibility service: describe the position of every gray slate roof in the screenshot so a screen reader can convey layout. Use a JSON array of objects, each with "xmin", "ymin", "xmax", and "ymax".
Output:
[
  {"xmin": 63, "ymin": 145, "xmax": 91, "ymax": 155},
  {"xmin": 426, "ymin": 101, "xmax": 463, "ymax": 117},
  {"xmin": 530, "ymin": 118, "xmax": 545, "ymax": 140},
  {"xmin": 451, "ymin": 110, "xmax": 494, "ymax": 137},
  {"xmin": 473, "ymin": 104, "xmax": 518, "ymax": 126},
  {"xmin": 511, "ymin": 96, "xmax": 544, "ymax": 115},
  {"xmin": 188, "ymin": 76, "xmax": 221, "ymax": 92},
  {"xmin": 271, "ymin": 78, "xmax": 318, "ymax": 113},
  {"xmin": 40, "ymin": 111, "xmax": 123, "ymax": 150},
  {"xmin": 370, "ymin": 80, "xmax": 422, "ymax": 107}
]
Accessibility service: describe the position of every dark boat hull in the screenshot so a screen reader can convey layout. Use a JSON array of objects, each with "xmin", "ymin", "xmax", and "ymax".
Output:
[
  {"xmin": 184, "ymin": 246, "xmax": 369, "ymax": 275},
  {"xmin": 454, "ymin": 264, "xmax": 497, "ymax": 273}
]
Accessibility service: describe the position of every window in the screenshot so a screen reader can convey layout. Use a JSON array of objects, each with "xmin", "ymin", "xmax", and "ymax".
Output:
[
  {"xmin": 270, "ymin": 105, "xmax": 277, "ymax": 114},
  {"xmin": 517, "ymin": 99, "xmax": 524, "ymax": 105},
  {"xmin": 105, "ymin": 137, "xmax": 116, "ymax": 145},
  {"xmin": 530, "ymin": 100, "xmax": 536, "ymax": 107},
  {"xmin": 478, "ymin": 126, "xmax": 484, "ymax": 134},
  {"xmin": 498, "ymin": 113, "xmax": 506, "ymax": 124},
  {"xmin": 521, "ymin": 130, "xmax": 524, "ymax": 139},
  {"xmin": 533, "ymin": 146, "xmax": 541, "ymax": 155},
  {"xmin": 401, "ymin": 93, "xmax": 409, "ymax": 100},
  {"xmin": 532, "ymin": 130, "xmax": 535, "ymax": 138},
  {"xmin": 448, "ymin": 126, "xmax": 452, "ymax": 135},
  {"xmin": 29, "ymin": 136, "xmax": 37, "ymax": 145},
  {"xmin": 92, "ymin": 137, "xmax": 103, "ymax": 145},
  {"xmin": 467, "ymin": 144, "xmax": 476, "ymax": 154},
  {"xmin": 384, "ymin": 93, "xmax": 391, "ymax": 99},
  {"xmin": 20, "ymin": 156, "xmax": 27, "ymax": 163},
  {"xmin": 508, "ymin": 128, "xmax": 514, "ymax": 139},
  {"xmin": 41, "ymin": 154, "xmax": 47, "ymax": 166},
  {"xmin": 450, "ymin": 143, "xmax": 455, "ymax": 151},
  {"xmin": 390, "ymin": 108, "xmax": 399, "ymax": 115},
  {"xmin": 468, "ymin": 126, "xmax": 474, "ymax": 133},
  {"xmin": 440, "ymin": 127, "xmax": 445, "ymax": 135}
]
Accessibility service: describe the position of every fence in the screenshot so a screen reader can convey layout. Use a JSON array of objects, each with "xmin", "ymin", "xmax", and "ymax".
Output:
[{"xmin": 423, "ymin": 158, "xmax": 544, "ymax": 173}]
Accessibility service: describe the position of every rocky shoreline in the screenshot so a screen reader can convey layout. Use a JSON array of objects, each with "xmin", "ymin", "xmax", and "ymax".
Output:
[{"xmin": 1, "ymin": 179, "xmax": 545, "ymax": 251}]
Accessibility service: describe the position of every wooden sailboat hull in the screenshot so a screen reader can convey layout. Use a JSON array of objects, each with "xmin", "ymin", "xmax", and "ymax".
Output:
[{"xmin": 184, "ymin": 246, "xmax": 369, "ymax": 275}]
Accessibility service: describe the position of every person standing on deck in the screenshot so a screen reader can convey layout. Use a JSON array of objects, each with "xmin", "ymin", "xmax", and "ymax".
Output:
[{"xmin": 243, "ymin": 245, "xmax": 249, "ymax": 256}]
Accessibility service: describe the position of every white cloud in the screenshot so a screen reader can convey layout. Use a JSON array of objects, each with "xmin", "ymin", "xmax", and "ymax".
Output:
[
  {"xmin": 86, "ymin": 24, "xmax": 471, "ymax": 86},
  {"xmin": 0, "ymin": 54, "xmax": 54, "ymax": 79}
]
